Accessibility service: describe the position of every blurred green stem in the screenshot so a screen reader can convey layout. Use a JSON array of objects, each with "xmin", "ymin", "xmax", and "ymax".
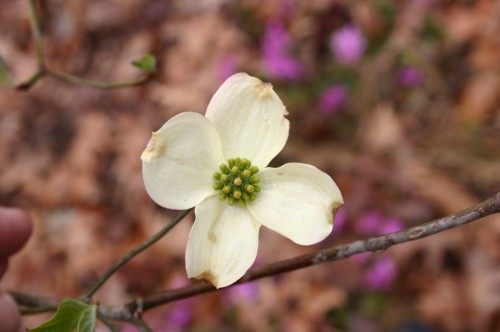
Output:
[
  {"xmin": 47, "ymin": 70, "xmax": 150, "ymax": 89},
  {"xmin": 12, "ymin": 0, "xmax": 153, "ymax": 90},
  {"xmin": 28, "ymin": 0, "xmax": 45, "ymax": 68}
]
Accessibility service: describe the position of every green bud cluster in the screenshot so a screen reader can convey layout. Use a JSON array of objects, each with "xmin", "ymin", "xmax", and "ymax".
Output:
[{"xmin": 213, "ymin": 157, "xmax": 261, "ymax": 207}]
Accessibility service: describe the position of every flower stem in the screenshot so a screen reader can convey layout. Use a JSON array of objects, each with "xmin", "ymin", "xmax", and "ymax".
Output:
[
  {"xmin": 83, "ymin": 209, "xmax": 192, "ymax": 299},
  {"xmin": 16, "ymin": 69, "xmax": 46, "ymax": 90},
  {"xmin": 27, "ymin": 0, "xmax": 45, "ymax": 68},
  {"xmin": 46, "ymin": 70, "xmax": 151, "ymax": 89}
]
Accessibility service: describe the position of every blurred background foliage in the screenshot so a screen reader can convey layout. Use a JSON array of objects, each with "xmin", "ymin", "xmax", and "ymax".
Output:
[{"xmin": 0, "ymin": 0, "xmax": 499, "ymax": 331}]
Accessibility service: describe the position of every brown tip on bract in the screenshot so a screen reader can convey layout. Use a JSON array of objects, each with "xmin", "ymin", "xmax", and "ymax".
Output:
[{"xmin": 197, "ymin": 270, "xmax": 219, "ymax": 288}]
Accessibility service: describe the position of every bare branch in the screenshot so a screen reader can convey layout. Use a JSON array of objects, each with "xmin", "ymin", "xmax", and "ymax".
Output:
[
  {"xmin": 112, "ymin": 192, "xmax": 500, "ymax": 320},
  {"xmin": 12, "ymin": 192, "xmax": 500, "ymax": 324}
]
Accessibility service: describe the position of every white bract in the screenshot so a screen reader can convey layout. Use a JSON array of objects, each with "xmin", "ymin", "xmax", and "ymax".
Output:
[{"xmin": 141, "ymin": 73, "xmax": 343, "ymax": 288}]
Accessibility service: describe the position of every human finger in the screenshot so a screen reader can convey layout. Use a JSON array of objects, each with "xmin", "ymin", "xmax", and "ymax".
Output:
[
  {"xmin": 0, "ymin": 290, "xmax": 21, "ymax": 332},
  {"xmin": 0, "ymin": 207, "xmax": 33, "ymax": 260}
]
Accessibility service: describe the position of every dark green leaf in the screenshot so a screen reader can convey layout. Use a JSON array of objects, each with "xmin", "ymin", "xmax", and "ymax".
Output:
[
  {"xmin": 28, "ymin": 299, "xmax": 97, "ymax": 332},
  {"xmin": 77, "ymin": 305, "xmax": 97, "ymax": 332}
]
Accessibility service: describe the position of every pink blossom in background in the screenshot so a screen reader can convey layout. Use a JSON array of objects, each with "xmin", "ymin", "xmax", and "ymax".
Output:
[
  {"xmin": 217, "ymin": 53, "xmax": 238, "ymax": 83},
  {"xmin": 332, "ymin": 206, "xmax": 348, "ymax": 232},
  {"xmin": 318, "ymin": 84, "xmax": 348, "ymax": 114},
  {"xmin": 165, "ymin": 302, "xmax": 192, "ymax": 330},
  {"xmin": 357, "ymin": 210, "xmax": 384, "ymax": 235},
  {"xmin": 397, "ymin": 66, "xmax": 424, "ymax": 87},
  {"xmin": 364, "ymin": 256, "xmax": 397, "ymax": 290},
  {"xmin": 353, "ymin": 212, "xmax": 402, "ymax": 290},
  {"xmin": 379, "ymin": 217, "xmax": 404, "ymax": 234},
  {"xmin": 261, "ymin": 21, "xmax": 303, "ymax": 80},
  {"xmin": 161, "ymin": 278, "xmax": 193, "ymax": 330},
  {"xmin": 225, "ymin": 282, "xmax": 260, "ymax": 305},
  {"xmin": 330, "ymin": 25, "xmax": 366, "ymax": 64},
  {"xmin": 357, "ymin": 211, "xmax": 405, "ymax": 236}
]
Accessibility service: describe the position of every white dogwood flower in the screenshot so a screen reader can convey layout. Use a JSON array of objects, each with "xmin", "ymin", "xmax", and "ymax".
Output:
[{"xmin": 141, "ymin": 73, "xmax": 343, "ymax": 288}]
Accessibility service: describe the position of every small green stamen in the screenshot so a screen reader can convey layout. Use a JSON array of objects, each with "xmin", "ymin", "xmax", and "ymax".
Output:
[
  {"xmin": 212, "ymin": 157, "xmax": 261, "ymax": 207},
  {"xmin": 220, "ymin": 164, "xmax": 230, "ymax": 174},
  {"xmin": 249, "ymin": 176, "xmax": 260, "ymax": 184}
]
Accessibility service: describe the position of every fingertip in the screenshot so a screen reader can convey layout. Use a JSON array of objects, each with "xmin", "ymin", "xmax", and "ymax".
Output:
[
  {"xmin": 0, "ymin": 260, "xmax": 7, "ymax": 278},
  {"xmin": 0, "ymin": 291, "xmax": 21, "ymax": 332},
  {"xmin": 0, "ymin": 207, "xmax": 33, "ymax": 259}
]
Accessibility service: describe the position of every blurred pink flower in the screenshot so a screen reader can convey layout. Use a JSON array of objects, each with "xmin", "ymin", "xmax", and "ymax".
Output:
[
  {"xmin": 162, "ymin": 277, "xmax": 193, "ymax": 330},
  {"xmin": 379, "ymin": 217, "xmax": 404, "ymax": 234},
  {"xmin": 318, "ymin": 84, "xmax": 348, "ymax": 114},
  {"xmin": 165, "ymin": 303, "xmax": 192, "ymax": 330},
  {"xmin": 364, "ymin": 256, "xmax": 397, "ymax": 290},
  {"xmin": 330, "ymin": 25, "xmax": 366, "ymax": 64},
  {"xmin": 218, "ymin": 53, "xmax": 238, "ymax": 83},
  {"xmin": 225, "ymin": 282, "xmax": 260, "ymax": 305},
  {"xmin": 262, "ymin": 21, "xmax": 303, "ymax": 80},
  {"xmin": 397, "ymin": 66, "xmax": 424, "ymax": 87},
  {"xmin": 353, "ymin": 212, "xmax": 402, "ymax": 291},
  {"xmin": 332, "ymin": 206, "xmax": 348, "ymax": 232},
  {"xmin": 357, "ymin": 210, "xmax": 384, "ymax": 235},
  {"xmin": 357, "ymin": 211, "xmax": 404, "ymax": 236}
]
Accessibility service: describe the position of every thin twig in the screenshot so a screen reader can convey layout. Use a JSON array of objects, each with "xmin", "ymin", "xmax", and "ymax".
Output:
[
  {"xmin": 27, "ymin": 0, "xmax": 44, "ymax": 68},
  {"xmin": 97, "ymin": 312, "xmax": 121, "ymax": 332},
  {"xmin": 16, "ymin": 69, "xmax": 46, "ymax": 90},
  {"xmin": 10, "ymin": 291, "xmax": 58, "ymax": 314},
  {"xmin": 14, "ymin": 0, "xmax": 154, "ymax": 90},
  {"xmin": 134, "ymin": 318, "xmax": 154, "ymax": 332},
  {"xmin": 47, "ymin": 70, "xmax": 151, "ymax": 89},
  {"xmin": 83, "ymin": 209, "xmax": 192, "ymax": 299}
]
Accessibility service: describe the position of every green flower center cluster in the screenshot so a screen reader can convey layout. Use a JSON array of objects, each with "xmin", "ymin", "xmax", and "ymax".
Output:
[{"xmin": 213, "ymin": 157, "xmax": 261, "ymax": 207}]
